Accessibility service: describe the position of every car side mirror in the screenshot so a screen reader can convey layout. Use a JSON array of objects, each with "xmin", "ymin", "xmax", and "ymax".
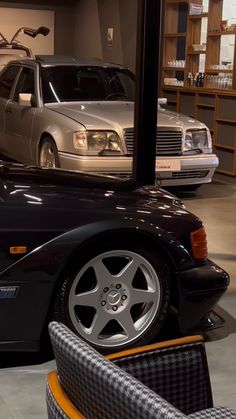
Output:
[{"xmin": 19, "ymin": 93, "xmax": 33, "ymax": 107}]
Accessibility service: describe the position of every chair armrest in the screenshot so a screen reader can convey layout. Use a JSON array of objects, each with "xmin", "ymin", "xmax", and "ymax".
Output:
[{"xmin": 47, "ymin": 371, "xmax": 85, "ymax": 419}]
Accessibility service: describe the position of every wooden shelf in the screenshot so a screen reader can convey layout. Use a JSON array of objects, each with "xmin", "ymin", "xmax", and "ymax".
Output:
[
  {"xmin": 188, "ymin": 13, "xmax": 208, "ymax": 19},
  {"xmin": 163, "ymin": 67, "xmax": 185, "ymax": 71},
  {"xmin": 166, "ymin": 100, "xmax": 177, "ymax": 104},
  {"xmin": 214, "ymin": 144, "xmax": 235, "ymax": 151},
  {"xmin": 163, "ymin": 86, "xmax": 180, "ymax": 89},
  {"xmin": 208, "ymin": 31, "xmax": 236, "ymax": 36},
  {"xmin": 165, "ymin": 0, "xmax": 188, "ymax": 4},
  {"xmin": 187, "ymin": 50, "xmax": 206, "ymax": 55},
  {"xmin": 205, "ymin": 69, "xmax": 233, "ymax": 74},
  {"xmin": 164, "ymin": 33, "xmax": 186, "ymax": 38},
  {"xmin": 216, "ymin": 118, "xmax": 236, "ymax": 124},
  {"xmin": 197, "ymin": 103, "xmax": 215, "ymax": 108},
  {"xmin": 162, "ymin": 86, "xmax": 236, "ymax": 95}
]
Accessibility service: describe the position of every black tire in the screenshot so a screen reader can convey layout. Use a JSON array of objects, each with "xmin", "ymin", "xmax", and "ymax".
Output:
[
  {"xmin": 38, "ymin": 137, "xmax": 60, "ymax": 168},
  {"xmin": 54, "ymin": 240, "xmax": 170, "ymax": 353}
]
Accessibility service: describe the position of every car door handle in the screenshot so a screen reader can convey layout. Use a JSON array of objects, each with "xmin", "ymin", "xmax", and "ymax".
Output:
[{"xmin": 5, "ymin": 107, "xmax": 12, "ymax": 114}]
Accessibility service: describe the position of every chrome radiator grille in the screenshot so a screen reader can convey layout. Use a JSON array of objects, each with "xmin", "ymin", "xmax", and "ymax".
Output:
[{"xmin": 124, "ymin": 128, "xmax": 183, "ymax": 156}]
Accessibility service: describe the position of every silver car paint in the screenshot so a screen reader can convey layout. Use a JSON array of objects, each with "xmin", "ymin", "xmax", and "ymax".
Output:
[
  {"xmin": 0, "ymin": 60, "xmax": 218, "ymax": 186},
  {"xmin": 47, "ymin": 101, "xmax": 206, "ymax": 132}
]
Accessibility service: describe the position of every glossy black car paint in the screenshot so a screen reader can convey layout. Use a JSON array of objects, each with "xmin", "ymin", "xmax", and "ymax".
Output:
[{"xmin": 0, "ymin": 163, "xmax": 229, "ymax": 351}]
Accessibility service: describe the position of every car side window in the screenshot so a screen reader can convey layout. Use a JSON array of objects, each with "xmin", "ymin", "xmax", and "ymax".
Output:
[
  {"xmin": 0, "ymin": 66, "xmax": 20, "ymax": 99},
  {"xmin": 13, "ymin": 67, "xmax": 36, "ymax": 102}
]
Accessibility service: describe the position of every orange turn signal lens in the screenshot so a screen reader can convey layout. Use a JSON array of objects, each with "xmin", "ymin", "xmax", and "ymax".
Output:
[
  {"xmin": 190, "ymin": 227, "xmax": 208, "ymax": 260},
  {"xmin": 10, "ymin": 246, "xmax": 27, "ymax": 255}
]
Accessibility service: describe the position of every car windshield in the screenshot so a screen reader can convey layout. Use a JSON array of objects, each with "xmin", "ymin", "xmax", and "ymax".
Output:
[{"xmin": 41, "ymin": 65, "xmax": 135, "ymax": 103}]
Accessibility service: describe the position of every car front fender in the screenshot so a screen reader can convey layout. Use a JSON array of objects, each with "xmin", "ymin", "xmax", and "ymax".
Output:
[
  {"xmin": 0, "ymin": 218, "xmax": 193, "ymax": 284},
  {"xmin": 0, "ymin": 218, "xmax": 193, "ymax": 349}
]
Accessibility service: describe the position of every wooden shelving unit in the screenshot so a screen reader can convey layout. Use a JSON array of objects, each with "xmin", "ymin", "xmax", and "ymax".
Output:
[
  {"xmin": 162, "ymin": 87, "xmax": 236, "ymax": 176},
  {"xmin": 162, "ymin": 0, "xmax": 236, "ymax": 177}
]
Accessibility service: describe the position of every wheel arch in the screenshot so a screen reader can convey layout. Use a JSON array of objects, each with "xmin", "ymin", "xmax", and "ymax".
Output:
[
  {"xmin": 36, "ymin": 132, "xmax": 56, "ymax": 164},
  {"xmin": 45, "ymin": 223, "xmax": 193, "ymax": 326},
  {"xmin": 0, "ymin": 219, "xmax": 192, "ymax": 347},
  {"xmin": 37, "ymin": 132, "xmax": 62, "ymax": 167},
  {"xmin": 43, "ymin": 228, "xmax": 178, "ymax": 350},
  {"xmin": 35, "ymin": 121, "xmax": 70, "ymax": 163},
  {"xmin": 54, "ymin": 229, "xmax": 177, "ymax": 285}
]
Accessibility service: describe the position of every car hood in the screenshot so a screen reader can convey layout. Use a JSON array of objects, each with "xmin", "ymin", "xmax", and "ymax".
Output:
[
  {"xmin": 0, "ymin": 162, "xmax": 182, "ymax": 208},
  {"xmin": 47, "ymin": 102, "xmax": 205, "ymax": 130},
  {"xmin": 0, "ymin": 163, "xmax": 202, "ymax": 252}
]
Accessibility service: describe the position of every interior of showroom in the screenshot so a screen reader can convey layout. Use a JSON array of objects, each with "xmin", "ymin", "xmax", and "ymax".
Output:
[{"xmin": 0, "ymin": 0, "xmax": 236, "ymax": 419}]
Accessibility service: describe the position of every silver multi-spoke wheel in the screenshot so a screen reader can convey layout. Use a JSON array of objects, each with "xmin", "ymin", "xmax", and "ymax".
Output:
[
  {"xmin": 39, "ymin": 140, "xmax": 58, "ymax": 168},
  {"xmin": 68, "ymin": 250, "xmax": 162, "ymax": 348}
]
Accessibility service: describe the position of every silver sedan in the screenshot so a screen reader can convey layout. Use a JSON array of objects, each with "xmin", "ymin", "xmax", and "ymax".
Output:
[{"xmin": 0, "ymin": 56, "xmax": 218, "ymax": 187}]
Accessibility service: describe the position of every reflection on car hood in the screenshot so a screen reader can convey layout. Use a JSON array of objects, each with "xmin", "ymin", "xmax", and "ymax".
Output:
[
  {"xmin": 47, "ymin": 102, "xmax": 205, "ymax": 130},
  {"xmin": 0, "ymin": 162, "xmax": 183, "ymax": 209}
]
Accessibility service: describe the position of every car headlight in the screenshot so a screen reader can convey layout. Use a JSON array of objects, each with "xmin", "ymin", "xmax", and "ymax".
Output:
[
  {"xmin": 184, "ymin": 129, "xmax": 211, "ymax": 154},
  {"xmin": 73, "ymin": 131, "xmax": 123, "ymax": 155}
]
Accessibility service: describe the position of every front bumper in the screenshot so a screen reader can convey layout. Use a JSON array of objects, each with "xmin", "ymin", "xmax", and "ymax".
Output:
[
  {"xmin": 177, "ymin": 259, "xmax": 230, "ymax": 333},
  {"xmin": 58, "ymin": 152, "xmax": 219, "ymax": 186}
]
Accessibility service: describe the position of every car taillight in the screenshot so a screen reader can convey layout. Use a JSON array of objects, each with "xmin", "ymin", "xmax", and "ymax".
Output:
[{"xmin": 190, "ymin": 227, "xmax": 208, "ymax": 260}]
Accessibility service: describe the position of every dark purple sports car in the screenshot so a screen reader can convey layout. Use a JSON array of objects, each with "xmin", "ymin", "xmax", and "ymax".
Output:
[{"xmin": 0, "ymin": 163, "xmax": 229, "ymax": 352}]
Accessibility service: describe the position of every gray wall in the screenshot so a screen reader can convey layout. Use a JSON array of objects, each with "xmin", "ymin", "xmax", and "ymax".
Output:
[
  {"xmin": 97, "ymin": 0, "xmax": 123, "ymax": 65},
  {"xmin": 73, "ymin": 0, "xmax": 103, "ymax": 59},
  {"xmin": 54, "ymin": 7, "xmax": 74, "ymax": 55},
  {"xmin": 119, "ymin": 0, "xmax": 137, "ymax": 71},
  {"xmin": 73, "ymin": 0, "xmax": 137, "ymax": 70},
  {"xmin": 0, "ymin": 0, "xmax": 138, "ymax": 69},
  {"xmin": 0, "ymin": 1, "xmax": 75, "ymax": 55}
]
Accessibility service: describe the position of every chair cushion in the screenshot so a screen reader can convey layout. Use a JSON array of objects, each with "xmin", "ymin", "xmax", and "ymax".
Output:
[
  {"xmin": 49, "ymin": 321, "xmax": 187, "ymax": 419},
  {"xmin": 112, "ymin": 342, "xmax": 212, "ymax": 415}
]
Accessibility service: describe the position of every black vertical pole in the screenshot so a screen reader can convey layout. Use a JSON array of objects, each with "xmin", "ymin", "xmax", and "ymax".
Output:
[{"xmin": 133, "ymin": 0, "xmax": 162, "ymax": 185}]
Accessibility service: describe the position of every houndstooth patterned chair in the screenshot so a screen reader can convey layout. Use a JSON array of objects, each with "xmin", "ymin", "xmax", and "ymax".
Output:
[{"xmin": 46, "ymin": 322, "xmax": 236, "ymax": 419}]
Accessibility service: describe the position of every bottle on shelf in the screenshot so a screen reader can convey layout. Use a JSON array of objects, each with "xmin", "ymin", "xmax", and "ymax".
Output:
[
  {"xmin": 186, "ymin": 72, "xmax": 205, "ymax": 88},
  {"xmin": 204, "ymin": 74, "xmax": 232, "ymax": 89},
  {"xmin": 193, "ymin": 73, "xmax": 198, "ymax": 87},
  {"xmin": 198, "ymin": 72, "xmax": 205, "ymax": 87},
  {"xmin": 187, "ymin": 72, "xmax": 192, "ymax": 86}
]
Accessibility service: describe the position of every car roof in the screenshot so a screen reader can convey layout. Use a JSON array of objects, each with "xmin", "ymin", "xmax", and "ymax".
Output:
[
  {"xmin": 37, "ymin": 55, "xmax": 127, "ymax": 68},
  {"xmin": 5, "ymin": 55, "xmax": 128, "ymax": 70}
]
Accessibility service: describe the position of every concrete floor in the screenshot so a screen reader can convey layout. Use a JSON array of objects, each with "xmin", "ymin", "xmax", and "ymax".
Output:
[
  {"xmin": 182, "ymin": 180, "xmax": 236, "ymax": 292},
  {"xmin": 0, "ymin": 179, "xmax": 236, "ymax": 418}
]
